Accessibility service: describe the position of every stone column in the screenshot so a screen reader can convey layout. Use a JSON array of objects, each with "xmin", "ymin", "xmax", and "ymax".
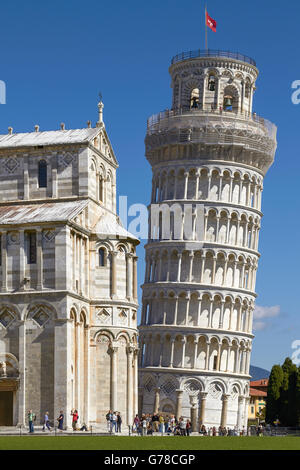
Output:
[
  {"xmin": 75, "ymin": 322, "xmax": 81, "ymax": 411},
  {"xmin": 175, "ymin": 389, "xmax": 183, "ymax": 420},
  {"xmin": 170, "ymin": 339, "xmax": 175, "ymax": 367},
  {"xmin": 126, "ymin": 346, "xmax": 134, "ymax": 425},
  {"xmin": 54, "ymin": 318, "xmax": 73, "ymax": 429},
  {"xmin": 24, "ymin": 164, "xmax": 29, "ymax": 199},
  {"xmin": 133, "ymin": 348, "xmax": 139, "ymax": 417},
  {"xmin": 183, "ymin": 172, "xmax": 189, "ymax": 199},
  {"xmin": 110, "ymin": 345, "xmax": 118, "ymax": 410},
  {"xmin": 220, "ymin": 394, "xmax": 230, "ymax": 427},
  {"xmin": 173, "ymin": 297, "xmax": 178, "ymax": 325},
  {"xmin": 19, "ymin": 230, "xmax": 25, "ymax": 290},
  {"xmin": 52, "ymin": 168, "xmax": 58, "ymax": 198},
  {"xmin": 190, "ymin": 396, "xmax": 198, "ymax": 432},
  {"xmin": 36, "ymin": 229, "xmax": 43, "ymax": 290},
  {"xmin": 181, "ymin": 339, "xmax": 186, "ymax": 368},
  {"xmin": 193, "ymin": 339, "xmax": 198, "ymax": 369},
  {"xmin": 1, "ymin": 231, "xmax": 7, "ymax": 292},
  {"xmin": 205, "ymin": 342, "xmax": 210, "ymax": 370},
  {"xmin": 243, "ymin": 396, "xmax": 250, "ymax": 429},
  {"xmin": 188, "ymin": 252, "xmax": 194, "ymax": 282},
  {"xmin": 177, "ymin": 254, "xmax": 182, "ymax": 282},
  {"xmin": 133, "ymin": 256, "xmax": 138, "ymax": 301},
  {"xmin": 17, "ymin": 320, "xmax": 26, "ymax": 426},
  {"xmin": 237, "ymin": 396, "xmax": 245, "ymax": 431},
  {"xmin": 84, "ymin": 325, "xmax": 90, "ymax": 424},
  {"xmin": 199, "ymin": 392, "xmax": 208, "ymax": 426},
  {"xmin": 126, "ymin": 253, "xmax": 133, "ymax": 300},
  {"xmin": 153, "ymin": 387, "xmax": 160, "ymax": 414},
  {"xmin": 111, "ymin": 251, "xmax": 118, "ymax": 299},
  {"xmin": 195, "ymin": 171, "xmax": 200, "ymax": 199}
]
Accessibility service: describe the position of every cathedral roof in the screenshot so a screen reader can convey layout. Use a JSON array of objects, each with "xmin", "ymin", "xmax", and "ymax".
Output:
[
  {"xmin": 0, "ymin": 128, "xmax": 100, "ymax": 149},
  {"xmin": 0, "ymin": 200, "xmax": 88, "ymax": 225},
  {"xmin": 95, "ymin": 211, "xmax": 139, "ymax": 243}
]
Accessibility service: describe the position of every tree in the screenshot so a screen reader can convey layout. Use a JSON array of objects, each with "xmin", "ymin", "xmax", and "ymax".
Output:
[
  {"xmin": 280, "ymin": 358, "xmax": 297, "ymax": 425},
  {"xmin": 266, "ymin": 364, "xmax": 283, "ymax": 424}
]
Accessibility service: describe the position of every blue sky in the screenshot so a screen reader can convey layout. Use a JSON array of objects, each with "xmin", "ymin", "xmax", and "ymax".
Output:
[{"xmin": 0, "ymin": 0, "xmax": 299, "ymax": 371}]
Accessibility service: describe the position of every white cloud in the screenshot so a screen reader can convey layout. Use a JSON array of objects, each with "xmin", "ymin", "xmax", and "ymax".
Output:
[{"xmin": 253, "ymin": 305, "xmax": 281, "ymax": 331}]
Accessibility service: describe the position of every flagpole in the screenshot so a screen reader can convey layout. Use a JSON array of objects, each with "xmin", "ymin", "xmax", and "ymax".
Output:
[{"xmin": 205, "ymin": 4, "xmax": 208, "ymax": 53}]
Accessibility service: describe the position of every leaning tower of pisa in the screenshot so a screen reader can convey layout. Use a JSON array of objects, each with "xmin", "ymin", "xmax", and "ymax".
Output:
[{"xmin": 138, "ymin": 50, "xmax": 277, "ymax": 430}]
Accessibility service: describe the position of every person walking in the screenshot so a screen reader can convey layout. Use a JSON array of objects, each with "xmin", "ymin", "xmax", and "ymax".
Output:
[
  {"xmin": 28, "ymin": 410, "xmax": 36, "ymax": 433},
  {"xmin": 42, "ymin": 411, "xmax": 51, "ymax": 431},
  {"xmin": 117, "ymin": 412, "xmax": 122, "ymax": 433},
  {"xmin": 57, "ymin": 411, "xmax": 64, "ymax": 431},
  {"xmin": 71, "ymin": 409, "xmax": 79, "ymax": 431}
]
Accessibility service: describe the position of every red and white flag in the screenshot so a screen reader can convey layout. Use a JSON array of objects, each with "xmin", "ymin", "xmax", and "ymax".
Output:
[{"xmin": 206, "ymin": 11, "xmax": 217, "ymax": 32}]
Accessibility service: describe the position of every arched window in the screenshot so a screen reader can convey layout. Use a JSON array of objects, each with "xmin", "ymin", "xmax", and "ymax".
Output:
[
  {"xmin": 99, "ymin": 248, "xmax": 105, "ymax": 266},
  {"xmin": 208, "ymin": 74, "xmax": 216, "ymax": 91},
  {"xmin": 38, "ymin": 160, "xmax": 47, "ymax": 188},
  {"xmin": 99, "ymin": 176, "xmax": 104, "ymax": 202},
  {"xmin": 190, "ymin": 88, "xmax": 200, "ymax": 109}
]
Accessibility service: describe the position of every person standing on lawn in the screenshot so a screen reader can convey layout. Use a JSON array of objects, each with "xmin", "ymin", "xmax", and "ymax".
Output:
[{"xmin": 28, "ymin": 410, "xmax": 36, "ymax": 433}]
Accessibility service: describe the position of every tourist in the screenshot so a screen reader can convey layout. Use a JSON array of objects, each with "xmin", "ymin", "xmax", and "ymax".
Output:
[
  {"xmin": 186, "ymin": 419, "xmax": 191, "ymax": 436},
  {"xmin": 106, "ymin": 410, "xmax": 113, "ymax": 432},
  {"xmin": 164, "ymin": 416, "xmax": 170, "ymax": 434},
  {"xmin": 151, "ymin": 413, "xmax": 159, "ymax": 432},
  {"xmin": 111, "ymin": 411, "xmax": 117, "ymax": 433},
  {"xmin": 159, "ymin": 414, "xmax": 164, "ymax": 433},
  {"xmin": 179, "ymin": 417, "xmax": 186, "ymax": 436},
  {"xmin": 28, "ymin": 409, "xmax": 36, "ymax": 433},
  {"xmin": 133, "ymin": 414, "xmax": 140, "ymax": 433},
  {"xmin": 71, "ymin": 409, "xmax": 79, "ymax": 431},
  {"xmin": 80, "ymin": 422, "xmax": 88, "ymax": 431},
  {"xmin": 42, "ymin": 411, "xmax": 51, "ymax": 431},
  {"xmin": 57, "ymin": 411, "xmax": 64, "ymax": 431},
  {"xmin": 142, "ymin": 415, "xmax": 147, "ymax": 436},
  {"xmin": 117, "ymin": 412, "xmax": 122, "ymax": 433}
]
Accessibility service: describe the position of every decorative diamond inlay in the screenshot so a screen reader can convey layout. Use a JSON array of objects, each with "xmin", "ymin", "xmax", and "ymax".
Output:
[
  {"xmin": 0, "ymin": 310, "xmax": 14, "ymax": 328},
  {"xmin": 161, "ymin": 380, "xmax": 176, "ymax": 395}
]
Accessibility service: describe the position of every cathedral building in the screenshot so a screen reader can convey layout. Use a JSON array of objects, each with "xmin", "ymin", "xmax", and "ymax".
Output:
[
  {"xmin": 138, "ymin": 50, "xmax": 277, "ymax": 429},
  {"xmin": 0, "ymin": 101, "xmax": 139, "ymax": 428}
]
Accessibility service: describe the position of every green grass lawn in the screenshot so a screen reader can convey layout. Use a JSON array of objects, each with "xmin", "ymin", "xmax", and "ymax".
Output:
[{"xmin": 0, "ymin": 436, "xmax": 300, "ymax": 450}]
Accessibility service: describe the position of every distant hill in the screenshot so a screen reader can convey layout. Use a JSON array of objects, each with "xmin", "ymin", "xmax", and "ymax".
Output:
[{"xmin": 250, "ymin": 365, "xmax": 270, "ymax": 381}]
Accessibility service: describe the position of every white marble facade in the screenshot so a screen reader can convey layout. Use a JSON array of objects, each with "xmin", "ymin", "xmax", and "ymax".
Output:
[
  {"xmin": 0, "ymin": 103, "xmax": 139, "ymax": 428},
  {"xmin": 139, "ymin": 51, "xmax": 277, "ymax": 430}
]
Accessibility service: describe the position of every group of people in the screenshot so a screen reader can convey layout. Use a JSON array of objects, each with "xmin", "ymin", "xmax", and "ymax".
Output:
[
  {"xmin": 132, "ymin": 413, "xmax": 192, "ymax": 436},
  {"xmin": 130, "ymin": 413, "xmax": 250, "ymax": 437},
  {"xmin": 27, "ymin": 409, "xmax": 88, "ymax": 433},
  {"xmin": 105, "ymin": 410, "xmax": 123, "ymax": 433}
]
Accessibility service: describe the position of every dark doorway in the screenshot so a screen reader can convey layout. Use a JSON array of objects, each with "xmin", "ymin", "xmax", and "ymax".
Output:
[{"xmin": 0, "ymin": 391, "xmax": 13, "ymax": 425}]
